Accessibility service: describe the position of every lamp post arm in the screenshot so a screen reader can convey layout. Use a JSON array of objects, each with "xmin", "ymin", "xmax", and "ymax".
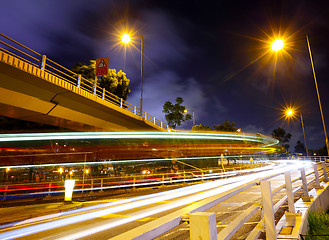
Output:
[{"xmin": 140, "ymin": 36, "xmax": 143, "ymax": 115}]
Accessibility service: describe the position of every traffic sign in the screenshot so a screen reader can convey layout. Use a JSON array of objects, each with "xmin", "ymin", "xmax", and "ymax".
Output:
[{"xmin": 96, "ymin": 57, "xmax": 109, "ymax": 76}]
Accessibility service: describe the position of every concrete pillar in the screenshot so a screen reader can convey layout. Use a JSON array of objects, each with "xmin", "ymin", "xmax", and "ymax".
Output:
[
  {"xmin": 190, "ymin": 212, "xmax": 217, "ymax": 240},
  {"xmin": 260, "ymin": 181, "xmax": 277, "ymax": 240},
  {"xmin": 284, "ymin": 172, "xmax": 295, "ymax": 213},
  {"xmin": 322, "ymin": 162, "xmax": 328, "ymax": 182},
  {"xmin": 313, "ymin": 164, "xmax": 321, "ymax": 187},
  {"xmin": 300, "ymin": 168, "xmax": 309, "ymax": 198}
]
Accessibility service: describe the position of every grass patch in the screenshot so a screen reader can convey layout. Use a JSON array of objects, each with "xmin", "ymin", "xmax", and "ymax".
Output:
[{"xmin": 306, "ymin": 209, "xmax": 329, "ymax": 239}]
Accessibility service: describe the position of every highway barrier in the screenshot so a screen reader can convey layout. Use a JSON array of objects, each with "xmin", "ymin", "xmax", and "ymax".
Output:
[{"xmin": 109, "ymin": 160, "xmax": 329, "ymax": 240}]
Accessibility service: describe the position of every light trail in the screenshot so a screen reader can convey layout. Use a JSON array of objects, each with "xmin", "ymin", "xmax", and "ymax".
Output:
[
  {"xmin": 0, "ymin": 132, "xmax": 278, "ymax": 145},
  {"xmin": 0, "ymin": 155, "xmax": 265, "ymax": 169},
  {"xmin": 0, "ymin": 161, "xmax": 311, "ymax": 240},
  {"xmin": 0, "ymin": 162, "xmax": 276, "ymax": 196}
]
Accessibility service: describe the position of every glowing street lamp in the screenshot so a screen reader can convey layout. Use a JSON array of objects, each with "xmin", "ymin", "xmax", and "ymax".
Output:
[
  {"xmin": 184, "ymin": 109, "xmax": 195, "ymax": 126},
  {"xmin": 5, "ymin": 167, "xmax": 10, "ymax": 182},
  {"xmin": 271, "ymin": 39, "xmax": 284, "ymax": 51},
  {"xmin": 284, "ymin": 108, "xmax": 309, "ymax": 156},
  {"xmin": 121, "ymin": 33, "xmax": 144, "ymax": 115},
  {"xmin": 121, "ymin": 34, "xmax": 130, "ymax": 44},
  {"xmin": 58, "ymin": 167, "xmax": 64, "ymax": 180},
  {"xmin": 272, "ymin": 37, "xmax": 329, "ymax": 155}
]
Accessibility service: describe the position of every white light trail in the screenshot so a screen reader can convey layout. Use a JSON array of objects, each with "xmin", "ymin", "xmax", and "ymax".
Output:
[{"xmin": 0, "ymin": 161, "xmax": 310, "ymax": 240}]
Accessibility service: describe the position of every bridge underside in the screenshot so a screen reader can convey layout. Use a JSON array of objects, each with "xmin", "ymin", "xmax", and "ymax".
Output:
[{"xmin": 0, "ymin": 59, "xmax": 164, "ymax": 132}]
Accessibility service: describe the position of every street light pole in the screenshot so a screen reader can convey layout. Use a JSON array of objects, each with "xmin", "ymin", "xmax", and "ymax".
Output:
[
  {"xmin": 140, "ymin": 36, "xmax": 144, "ymax": 115},
  {"xmin": 299, "ymin": 113, "xmax": 309, "ymax": 156},
  {"xmin": 121, "ymin": 34, "xmax": 144, "ymax": 116},
  {"xmin": 306, "ymin": 35, "xmax": 329, "ymax": 155},
  {"xmin": 285, "ymin": 108, "xmax": 309, "ymax": 156},
  {"xmin": 193, "ymin": 111, "xmax": 195, "ymax": 126}
]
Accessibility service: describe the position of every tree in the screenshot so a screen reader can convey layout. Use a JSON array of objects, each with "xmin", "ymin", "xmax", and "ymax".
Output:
[
  {"xmin": 294, "ymin": 140, "xmax": 307, "ymax": 155},
  {"xmin": 71, "ymin": 60, "xmax": 131, "ymax": 100},
  {"xmin": 213, "ymin": 121, "xmax": 238, "ymax": 132},
  {"xmin": 309, "ymin": 145, "xmax": 328, "ymax": 156},
  {"xmin": 162, "ymin": 97, "xmax": 192, "ymax": 129},
  {"xmin": 192, "ymin": 124, "xmax": 212, "ymax": 131},
  {"xmin": 272, "ymin": 127, "xmax": 292, "ymax": 151}
]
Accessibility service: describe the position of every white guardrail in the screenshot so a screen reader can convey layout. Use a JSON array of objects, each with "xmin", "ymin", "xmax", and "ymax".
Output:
[
  {"xmin": 0, "ymin": 32, "xmax": 169, "ymax": 130},
  {"xmin": 109, "ymin": 160, "xmax": 329, "ymax": 240}
]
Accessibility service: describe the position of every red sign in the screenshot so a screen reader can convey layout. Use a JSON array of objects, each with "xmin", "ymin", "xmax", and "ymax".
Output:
[{"xmin": 96, "ymin": 57, "xmax": 109, "ymax": 77}]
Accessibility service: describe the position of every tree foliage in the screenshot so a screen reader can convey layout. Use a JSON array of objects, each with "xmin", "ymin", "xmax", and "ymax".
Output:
[
  {"xmin": 272, "ymin": 127, "xmax": 292, "ymax": 151},
  {"xmin": 162, "ymin": 97, "xmax": 192, "ymax": 129},
  {"xmin": 213, "ymin": 121, "xmax": 238, "ymax": 132},
  {"xmin": 309, "ymin": 145, "xmax": 328, "ymax": 156},
  {"xmin": 71, "ymin": 60, "xmax": 131, "ymax": 100},
  {"xmin": 191, "ymin": 121, "xmax": 240, "ymax": 132},
  {"xmin": 192, "ymin": 124, "xmax": 212, "ymax": 131},
  {"xmin": 294, "ymin": 140, "xmax": 306, "ymax": 155}
]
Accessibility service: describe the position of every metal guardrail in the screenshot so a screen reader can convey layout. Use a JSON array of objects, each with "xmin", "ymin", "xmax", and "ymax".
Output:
[
  {"xmin": 109, "ymin": 160, "xmax": 329, "ymax": 240},
  {"xmin": 0, "ymin": 32, "xmax": 169, "ymax": 130},
  {"xmin": 0, "ymin": 163, "xmax": 258, "ymax": 200}
]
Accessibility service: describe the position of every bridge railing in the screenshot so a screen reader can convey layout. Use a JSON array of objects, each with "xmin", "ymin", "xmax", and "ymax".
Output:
[
  {"xmin": 110, "ymin": 160, "xmax": 329, "ymax": 240},
  {"xmin": 0, "ymin": 32, "xmax": 168, "ymax": 130},
  {"xmin": 0, "ymin": 162, "xmax": 259, "ymax": 200}
]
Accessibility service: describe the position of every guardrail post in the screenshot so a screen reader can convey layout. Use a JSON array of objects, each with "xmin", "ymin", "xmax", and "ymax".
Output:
[
  {"xmin": 162, "ymin": 175, "xmax": 165, "ymax": 186},
  {"xmin": 102, "ymin": 88, "xmax": 105, "ymax": 99},
  {"xmin": 300, "ymin": 168, "xmax": 310, "ymax": 201},
  {"xmin": 153, "ymin": 117, "xmax": 156, "ymax": 124},
  {"xmin": 260, "ymin": 181, "xmax": 277, "ymax": 240},
  {"xmin": 48, "ymin": 183, "xmax": 52, "ymax": 197},
  {"xmin": 144, "ymin": 113, "xmax": 147, "ymax": 120},
  {"xmin": 40, "ymin": 55, "xmax": 47, "ymax": 70},
  {"xmin": 100, "ymin": 179, "xmax": 104, "ymax": 192},
  {"xmin": 93, "ymin": 77, "xmax": 97, "ymax": 95},
  {"xmin": 284, "ymin": 172, "xmax": 295, "ymax": 213},
  {"xmin": 161, "ymin": 122, "xmax": 163, "ymax": 128},
  {"xmin": 134, "ymin": 106, "xmax": 137, "ymax": 115},
  {"xmin": 322, "ymin": 162, "xmax": 328, "ymax": 182},
  {"xmin": 120, "ymin": 98, "xmax": 123, "ymax": 108},
  {"xmin": 190, "ymin": 212, "xmax": 217, "ymax": 240},
  {"xmin": 77, "ymin": 74, "xmax": 81, "ymax": 88},
  {"xmin": 90, "ymin": 180, "xmax": 94, "ymax": 193},
  {"xmin": 313, "ymin": 163, "xmax": 323, "ymax": 188}
]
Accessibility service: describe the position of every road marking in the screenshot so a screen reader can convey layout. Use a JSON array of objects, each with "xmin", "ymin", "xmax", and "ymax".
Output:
[
  {"xmin": 137, "ymin": 217, "xmax": 157, "ymax": 221},
  {"xmin": 157, "ymin": 200, "xmax": 171, "ymax": 203},
  {"xmin": 99, "ymin": 213, "xmax": 130, "ymax": 219}
]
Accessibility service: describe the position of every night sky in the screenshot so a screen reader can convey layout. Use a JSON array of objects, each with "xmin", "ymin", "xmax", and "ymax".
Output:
[{"xmin": 1, "ymin": 0, "xmax": 329, "ymax": 150}]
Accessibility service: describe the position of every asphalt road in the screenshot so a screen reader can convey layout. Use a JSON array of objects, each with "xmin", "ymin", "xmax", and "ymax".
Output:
[{"xmin": 0, "ymin": 160, "xmax": 314, "ymax": 240}]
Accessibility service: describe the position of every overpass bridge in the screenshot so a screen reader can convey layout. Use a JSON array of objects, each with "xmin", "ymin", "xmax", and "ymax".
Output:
[{"xmin": 0, "ymin": 32, "xmax": 168, "ymax": 132}]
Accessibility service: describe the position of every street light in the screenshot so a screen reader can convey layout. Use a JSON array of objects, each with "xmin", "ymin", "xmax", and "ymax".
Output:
[
  {"xmin": 272, "ymin": 36, "xmax": 329, "ymax": 155},
  {"xmin": 121, "ymin": 33, "xmax": 144, "ymax": 115},
  {"xmin": 284, "ymin": 107, "xmax": 309, "ymax": 156},
  {"xmin": 271, "ymin": 39, "xmax": 284, "ymax": 51},
  {"xmin": 184, "ymin": 109, "xmax": 195, "ymax": 126}
]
